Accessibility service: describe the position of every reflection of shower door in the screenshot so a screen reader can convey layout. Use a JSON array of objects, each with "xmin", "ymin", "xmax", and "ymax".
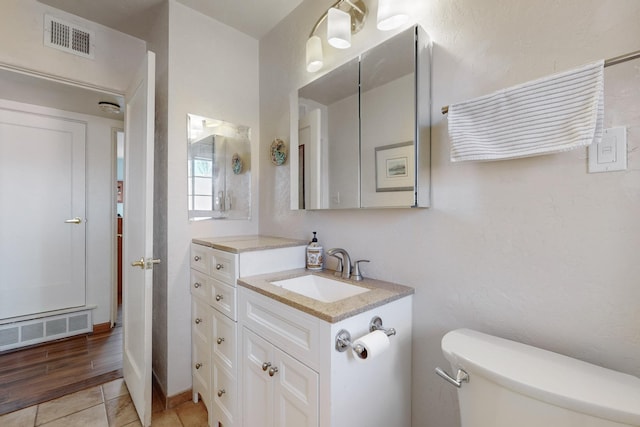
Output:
[{"xmin": 0, "ymin": 107, "xmax": 86, "ymax": 319}]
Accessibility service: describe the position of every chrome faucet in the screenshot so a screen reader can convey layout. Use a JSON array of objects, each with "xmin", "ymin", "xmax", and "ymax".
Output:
[{"xmin": 326, "ymin": 248, "xmax": 352, "ymax": 279}]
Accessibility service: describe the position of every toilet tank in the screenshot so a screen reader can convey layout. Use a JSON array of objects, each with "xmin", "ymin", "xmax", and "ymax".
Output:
[{"xmin": 440, "ymin": 329, "xmax": 640, "ymax": 427}]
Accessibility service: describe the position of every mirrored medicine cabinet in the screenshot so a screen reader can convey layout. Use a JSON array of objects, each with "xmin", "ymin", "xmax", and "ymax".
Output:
[
  {"xmin": 290, "ymin": 25, "xmax": 431, "ymax": 210},
  {"xmin": 187, "ymin": 114, "xmax": 251, "ymax": 220}
]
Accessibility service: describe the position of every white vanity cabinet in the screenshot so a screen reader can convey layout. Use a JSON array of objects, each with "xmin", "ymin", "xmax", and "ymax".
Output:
[
  {"xmin": 238, "ymin": 284, "xmax": 413, "ymax": 427},
  {"xmin": 190, "ymin": 237, "xmax": 306, "ymax": 427},
  {"xmin": 242, "ymin": 327, "xmax": 319, "ymax": 427}
]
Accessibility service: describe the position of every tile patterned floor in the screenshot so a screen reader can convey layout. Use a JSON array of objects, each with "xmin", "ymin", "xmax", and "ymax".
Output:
[{"xmin": 0, "ymin": 378, "xmax": 208, "ymax": 427}]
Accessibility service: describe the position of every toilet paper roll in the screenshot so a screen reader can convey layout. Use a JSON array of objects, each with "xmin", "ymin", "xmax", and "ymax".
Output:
[{"xmin": 352, "ymin": 330, "xmax": 390, "ymax": 361}]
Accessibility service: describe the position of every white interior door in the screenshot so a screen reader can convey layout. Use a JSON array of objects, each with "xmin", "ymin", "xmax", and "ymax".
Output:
[
  {"xmin": 123, "ymin": 51, "xmax": 155, "ymax": 427},
  {"xmin": 0, "ymin": 108, "xmax": 86, "ymax": 319}
]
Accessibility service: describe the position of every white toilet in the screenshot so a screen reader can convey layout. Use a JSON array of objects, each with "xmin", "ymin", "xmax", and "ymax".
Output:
[{"xmin": 437, "ymin": 328, "xmax": 640, "ymax": 426}]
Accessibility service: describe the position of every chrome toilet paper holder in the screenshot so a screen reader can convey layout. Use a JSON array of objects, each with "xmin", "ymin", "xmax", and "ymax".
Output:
[{"xmin": 335, "ymin": 316, "xmax": 397, "ymax": 353}]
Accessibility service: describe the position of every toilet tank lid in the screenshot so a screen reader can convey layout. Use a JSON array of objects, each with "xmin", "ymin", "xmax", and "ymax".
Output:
[{"xmin": 441, "ymin": 329, "xmax": 640, "ymax": 425}]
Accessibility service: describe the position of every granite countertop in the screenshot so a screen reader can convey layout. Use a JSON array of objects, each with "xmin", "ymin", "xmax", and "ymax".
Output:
[
  {"xmin": 237, "ymin": 269, "xmax": 415, "ymax": 323},
  {"xmin": 192, "ymin": 235, "xmax": 307, "ymax": 253}
]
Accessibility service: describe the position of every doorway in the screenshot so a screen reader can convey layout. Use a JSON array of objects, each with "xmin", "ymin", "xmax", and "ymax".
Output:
[
  {"xmin": 0, "ymin": 54, "xmax": 156, "ymax": 425},
  {"xmin": 115, "ymin": 129, "xmax": 125, "ymax": 323}
]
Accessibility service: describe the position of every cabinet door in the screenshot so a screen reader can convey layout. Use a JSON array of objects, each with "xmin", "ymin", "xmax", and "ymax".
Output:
[
  {"xmin": 242, "ymin": 327, "xmax": 274, "ymax": 427},
  {"xmin": 273, "ymin": 348, "xmax": 318, "ymax": 427},
  {"xmin": 213, "ymin": 309, "xmax": 237, "ymax": 373},
  {"xmin": 212, "ymin": 363, "xmax": 237, "ymax": 427}
]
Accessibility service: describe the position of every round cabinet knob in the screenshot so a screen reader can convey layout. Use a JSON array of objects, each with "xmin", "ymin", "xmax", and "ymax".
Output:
[
  {"xmin": 261, "ymin": 362, "xmax": 271, "ymax": 371},
  {"xmin": 217, "ymin": 389, "xmax": 226, "ymax": 397},
  {"xmin": 195, "ymin": 318, "xmax": 202, "ymax": 324},
  {"xmin": 215, "ymin": 263, "xmax": 223, "ymax": 270},
  {"xmin": 195, "ymin": 363, "xmax": 202, "ymax": 369},
  {"xmin": 194, "ymin": 282, "xmax": 201, "ymax": 289},
  {"xmin": 215, "ymin": 294, "xmax": 223, "ymax": 302},
  {"xmin": 194, "ymin": 255, "xmax": 201, "ymax": 262},
  {"xmin": 268, "ymin": 366, "xmax": 279, "ymax": 377},
  {"xmin": 217, "ymin": 337, "xmax": 225, "ymax": 345}
]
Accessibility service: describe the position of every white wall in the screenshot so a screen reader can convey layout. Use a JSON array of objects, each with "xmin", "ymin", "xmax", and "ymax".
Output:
[
  {"xmin": 147, "ymin": 0, "xmax": 171, "ymax": 397},
  {"xmin": 259, "ymin": 1, "xmax": 640, "ymax": 426},
  {"xmin": 161, "ymin": 1, "xmax": 260, "ymax": 396},
  {"xmin": 0, "ymin": 98, "xmax": 123, "ymax": 325}
]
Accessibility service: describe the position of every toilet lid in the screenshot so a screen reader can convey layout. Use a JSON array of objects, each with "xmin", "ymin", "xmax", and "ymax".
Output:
[{"xmin": 442, "ymin": 329, "xmax": 640, "ymax": 425}]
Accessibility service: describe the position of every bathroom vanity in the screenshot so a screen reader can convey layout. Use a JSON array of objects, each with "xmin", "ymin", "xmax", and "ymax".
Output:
[
  {"xmin": 190, "ymin": 236, "xmax": 307, "ymax": 427},
  {"xmin": 237, "ymin": 270, "xmax": 414, "ymax": 427},
  {"xmin": 191, "ymin": 237, "xmax": 414, "ymax": 427}
]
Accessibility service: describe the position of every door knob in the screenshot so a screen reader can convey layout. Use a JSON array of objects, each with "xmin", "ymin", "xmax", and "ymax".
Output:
[
  {"xmin": 262, "ymin": 362, "xmax": 271, "ymax": 371},
  {"xmin": 217, "ymin": 337, "xmax": 225, "ymax": 345},
  {"xmin": 215, "ymin": 294, "xmax": 223, "ymax": 301},
  {"xmin": 64, "ymin": 217, "xmax": 82, "ymax": 224},
  {"xmin": 217, "ymin": 389, "xmax": 226, "ymax": 397},
  {"xmin": 268, "ymin": 366, "xmax": 279, "ymax": 377},
  {"xmin": 131, "ymin": 258, "xmax": 161, "ymax": 269}
]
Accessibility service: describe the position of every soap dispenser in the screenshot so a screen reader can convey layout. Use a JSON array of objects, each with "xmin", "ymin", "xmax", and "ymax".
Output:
[{"xmin": 306, "ymin": 232, "xmax": 323, "ymax": 271}]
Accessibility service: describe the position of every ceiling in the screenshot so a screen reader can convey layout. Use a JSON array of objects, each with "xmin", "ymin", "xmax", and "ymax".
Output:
[{"xmin": 37, "ymin": 0, "xmax": 305, "ymax": 40}]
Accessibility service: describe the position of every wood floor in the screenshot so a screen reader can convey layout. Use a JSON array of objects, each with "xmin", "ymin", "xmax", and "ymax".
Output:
[{"xmin": 0, "ymin": 318, "xmax": 123, "ymax": 415}]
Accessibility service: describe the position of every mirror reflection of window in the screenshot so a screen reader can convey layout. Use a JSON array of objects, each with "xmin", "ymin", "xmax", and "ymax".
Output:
[{"xmin": 188, "ymin": 137, "xmax": 214, "ymax": 211}]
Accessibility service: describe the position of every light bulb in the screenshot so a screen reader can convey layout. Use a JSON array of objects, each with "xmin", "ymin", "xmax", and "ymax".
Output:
[
  {"xmin": 327, "ymin": 7, "xmax": 351, "ymax": 49},
  {"xmin": 306, "ymin": 36, "xmax": 323, "ymax": 72},
  {"xmin": 377, "ymin": 0, "xmax": 409, "ymax": 31}
]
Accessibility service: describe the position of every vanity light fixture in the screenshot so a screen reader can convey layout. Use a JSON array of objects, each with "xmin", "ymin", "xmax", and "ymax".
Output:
[
  {"xmin": 376, "ymin": 0, "xmax": 409, "ymax": 31},
  {"xmin": 98, "ymin": 101, "xmax": 121, "ymax": 114},
  {"xmin": 305, "ymin": 0, "xmax": 409, "ymax": 73},
  {"xmin": 327, "ymin": 7, "xmax": 352, "ymax": 49}
]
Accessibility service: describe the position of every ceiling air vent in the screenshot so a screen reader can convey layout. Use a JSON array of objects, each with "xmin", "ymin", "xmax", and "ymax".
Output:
[{"xmin": 44, "ymin": 14, "xmax": 94, "ymax": 59}]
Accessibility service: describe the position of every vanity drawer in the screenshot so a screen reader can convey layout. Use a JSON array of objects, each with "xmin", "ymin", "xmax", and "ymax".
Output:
[
  {"xmin": 192, "ymin": 333, "xmax": 211, "ymax": 404},
  {"xmin": 210, "ymin": 279, "xmax": 237, "ymax": 320},
  {"xmin": 210, "ymin": 249, "xmax": 238, "ymax": 285},
  {"xmin": 192, "ymin": 298, "xmax": 211, "ymax": 343},
  {"xmin": 212, "ymin": 309, "xmax": 237, "ymax": 373},
  {"xmin": 190, "ymin": 269, "xmax": 210, "ymax": 304},
  {"xmin": 190, "ymin": 244, "xmax": 211, "ymax": 273},
  {"xmin": 239, "ymin": 287, "xmax": 321, "ymax": 370},
  {"xmin": 212, "ymin": 363, "xmax": 237, "ymax": 427}
]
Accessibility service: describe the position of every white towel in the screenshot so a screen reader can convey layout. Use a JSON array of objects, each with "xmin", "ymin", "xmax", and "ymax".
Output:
[{"xmin": 448, "ymin": 60, "xmax": 604, "ymax": 162}]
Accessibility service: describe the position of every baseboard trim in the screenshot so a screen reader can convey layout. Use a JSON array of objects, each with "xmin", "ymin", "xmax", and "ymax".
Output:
[
  {"xmin": 151, "ymin": 371, "xmax": 193, "ymax": 410},
  {"xmin": 167, "ymin": 389, "xmax": 192, "ymax": 409},
  {"xmin": 92, "ymin": 322, "xmax": 111, "ymax": 334}
]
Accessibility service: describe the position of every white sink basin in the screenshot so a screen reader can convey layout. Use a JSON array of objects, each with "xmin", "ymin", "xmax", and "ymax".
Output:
[{"xmin": 271, "ymin": 275, "xmax": 369, "ymax": 303}]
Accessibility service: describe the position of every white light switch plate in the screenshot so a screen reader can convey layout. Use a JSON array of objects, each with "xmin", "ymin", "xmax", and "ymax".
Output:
[{"xmin": 588, "ymin": 127, "xmax": 627, "ymax": 173}]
